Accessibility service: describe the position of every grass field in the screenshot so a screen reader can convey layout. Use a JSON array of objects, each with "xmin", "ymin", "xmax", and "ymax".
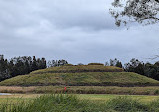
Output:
[
  {"xmin": 1, "ymin": 86, "xmax": 159, "ymax": 95},
  {"xmin": 1, "ymin": 94, "xmax": 159, "ymax": 112},
  {"xmin": 1, "ymin": 65, "xmax": 159, "ymax": 111},
  {"xmin": 0, "ymin": 94, "xmax": 159, "ymax": 104}
]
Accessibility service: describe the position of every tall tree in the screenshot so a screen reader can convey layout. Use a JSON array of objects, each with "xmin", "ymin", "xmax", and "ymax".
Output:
[
  {"xmin": 109, "ymin": 58, "xmax": 123, "ymax": 68},
  {"xmin": 124, "ymin": 58, "xmax": 145, "ymax": 75},
  {"xmin": 32, "ymin": 56, "xmax": 38, "ymax": 71},
  {"xmin": 110, "ymin": 0, "xmax": 159, "ymax": 26}
]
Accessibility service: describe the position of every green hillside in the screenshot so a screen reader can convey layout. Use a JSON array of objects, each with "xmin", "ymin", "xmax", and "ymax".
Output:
[
  {"xmin": 0, "ymin": 65, "xmax": 158, "ymax": 86},
  {"xmin": 30, "ymin": 65, "xmax": 124, "ymax": 74}
]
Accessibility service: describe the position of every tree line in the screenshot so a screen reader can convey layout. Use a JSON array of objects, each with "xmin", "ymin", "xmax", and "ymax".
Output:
[
  {"xmin": 105, "ymin": 58, "xmax": 159, "ymax": 81},
  {"xmin": 0, "ymin": 55, "xmax": 68, "ymax": 81},
  {"xmin": 1, "ymin": 54, "xmax": 159, "ymax": 81}
]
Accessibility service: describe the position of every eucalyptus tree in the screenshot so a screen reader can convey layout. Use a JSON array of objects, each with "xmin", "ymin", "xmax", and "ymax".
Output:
[{"xmin": 110, "ymin": 0, "xmax": 159, "ymax": 26}]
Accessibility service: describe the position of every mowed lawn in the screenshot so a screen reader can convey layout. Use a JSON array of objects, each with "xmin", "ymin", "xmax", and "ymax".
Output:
[{"xmin": 0, "ymin": 94, "xmax": 159, "ymax": 104}]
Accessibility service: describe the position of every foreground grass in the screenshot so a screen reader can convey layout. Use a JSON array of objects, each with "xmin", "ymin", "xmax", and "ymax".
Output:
[
  {"xmin": 2, "ymin": 86, "xmax": 159, "ymax": 95},
  {"xmin": 1, "ymin": 94, "xmax": 159, "ymax": 112},
  {"xmin": 0, "ymin": 94, "xmax": 40, "ymax": 104},
  {"xmin": 1, "ymin": 94, "xmax": 159, "ymax": 104}
]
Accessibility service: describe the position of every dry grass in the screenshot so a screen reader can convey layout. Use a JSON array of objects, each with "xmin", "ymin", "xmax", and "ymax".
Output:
[
  {"xmin": 0, "ymin": 86, "xmax": 36, "ymax": 93},
  {"xmin": 1, "ymin": 86, "xmax": 159, "ymax": 95}
]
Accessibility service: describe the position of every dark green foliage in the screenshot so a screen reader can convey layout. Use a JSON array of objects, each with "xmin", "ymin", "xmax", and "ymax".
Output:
[
  {"xmin": 0, "ymin": 55, "xmax": 10, "ymax": 81},
  {"xmin": 124, "ymin": 58, "xmax": 145, "ymax": 75},
  {"xmin": 0, "ymin": 55, "xmax": 47, "ymax": 81},
  {"xmin": 124, "ymin": 58, "xmax": 159, "ymax": 81},
  {"xmin": 109, "ymin": 58, "xmax": 123, "ymax": 68}
]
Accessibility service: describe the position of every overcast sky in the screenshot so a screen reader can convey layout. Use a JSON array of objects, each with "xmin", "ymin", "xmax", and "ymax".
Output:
[{"xmin": 0, "ymin": 0, "xmax": 159, "ymax": 64}]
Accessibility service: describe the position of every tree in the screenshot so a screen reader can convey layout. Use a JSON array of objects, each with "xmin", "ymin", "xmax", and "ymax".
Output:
[
  {"xmin": 124, "ymin": 58, "xmax": 145, "ymax": 75},
  {"xmin": 0, "ymin": 55, "xmax": 10, "ymax": 80},
  {"xmin": 105, "ymin": 61, "xmax": 109, "ymax": 66},
  {"xmin": 47, "ymin": 59, "xmax": 68, "ymax": 67},
  {"xmin": 116, "ymin": 61, "xmax": 123, "ymax": 68},
  {"xmin": 58, "ymin": 60, "xmax": 68, "ymax": 66},
  {"xmin": 32, "ymin": 56, "xmax": 38, "ymax": 71},
  {"xmin": 110, "ymin": 0, "xmax": 159, "ymax": 26},
  {"xmin": 110, "ymin": 58, "xmax": 117, "ymax": 66},
  {"xmin": 109, "ymin": 58, "xmax": 123, "ymax": 68}
]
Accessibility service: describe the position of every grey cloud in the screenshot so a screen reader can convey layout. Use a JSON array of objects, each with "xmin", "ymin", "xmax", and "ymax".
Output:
[{"xmin": 0, "ymin": 0, "xmax": 158, "ymax": 65}]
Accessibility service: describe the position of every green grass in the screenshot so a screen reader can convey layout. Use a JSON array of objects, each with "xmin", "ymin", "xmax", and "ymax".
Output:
[
  {"xmin": 1, "ymin": 86, "xmax": 159, "ymax": 95},
  {"xmin": 1, "ymin": 94, "xmax": 159, "ymax": 112},
  {"xmin": 0, "ymin": 72, "xmax": 158, "ymax": 86},
  {"xmin": 78, "ymin": 94, "xmax": 159, "ymax": 103},
  {"xmin": 1, "ymin": 65, "xmax": 158, "ymax": 87},
  {"xmin": 30, "ymin": 65, "xmax": 124, "ymax": 74},
  {"xmin": 1, "ymin": 94, "xmax": 159, "ymax": 104}
]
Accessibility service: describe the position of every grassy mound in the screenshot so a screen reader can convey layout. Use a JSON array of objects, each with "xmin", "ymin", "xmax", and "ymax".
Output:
[
  {"xmin": 0, "ymin": 72, "xmax": 159, "ymax": 86},
  {"xmin": 1, "ymin": 94, "xmax": 159, "ymax": 112},
  {"xmin": 30, "ymin": 65, "xmax": 124, "ymax": 74},
  {"xmin": 0, "ymin": 65, "xmax": 158, "ymax": 87},
  {"xmin": 2, "ymin": 86, "xmax": 159, "ymax": 95}
]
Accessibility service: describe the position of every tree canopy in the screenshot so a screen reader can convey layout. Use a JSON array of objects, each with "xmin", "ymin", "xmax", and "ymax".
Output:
[{"xmin": 110, "ymin": 0, "xmax": 159, "ymax": 26}]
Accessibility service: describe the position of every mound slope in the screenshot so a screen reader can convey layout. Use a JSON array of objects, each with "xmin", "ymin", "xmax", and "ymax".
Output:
[
  {"xmin": 31, "ymin": 65, "xmax": 124, "ymax": 74},
  {"xmin": 0, "ymin": 65, "xmax": 159, "ymax": 87}
]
